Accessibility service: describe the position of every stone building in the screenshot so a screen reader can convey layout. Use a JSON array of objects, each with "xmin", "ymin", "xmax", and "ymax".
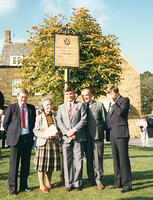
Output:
[
  {"xmin": 99, "ymin": 55, "xmax": 141, "ymax": 138},
  {"xmin": 0, "ymin": 30, "xmax": 41, "ymax": 106},
  {"xmin": 0, "ymin": 30, "xmax": 141, "ymax": 137},
  {"xmin": 119, "ymin": 55, "xmax": 141, "ymax": 137}
]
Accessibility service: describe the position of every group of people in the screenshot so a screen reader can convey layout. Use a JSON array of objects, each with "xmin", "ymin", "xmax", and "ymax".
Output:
[{"xmin": 2, "ymin": 85, "xmax": 132, "ymax": 196}]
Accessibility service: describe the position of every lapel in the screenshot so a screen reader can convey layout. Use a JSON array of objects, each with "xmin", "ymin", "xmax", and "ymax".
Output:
[
  {"xmin": 63, "ymin": 103, "xmax": 71, "ymax": 127},
  {"xmin": 109, "ymin": 96, "xmax": 122, "ymax": 118},
  {"xmin": 90, "ymin": 100, "xmax": 97, "ymax": 113},
  {"xmin": 70, "ymin": 101, "xmax": 79, "ymax": 121},
  {"xmin": 16, "ymin": 103, "xmax": 21, "ymax": 121},
  {"xmin": 27, "ymin": 103, "xmax": 32, "ymax": 125},
  {"xmin": 41, "ymin": 113, "xmax": 48, "ymax": 128},
  {"xmin": 64, "ymin": 103, "xmax": 69, "ymax": 121}
]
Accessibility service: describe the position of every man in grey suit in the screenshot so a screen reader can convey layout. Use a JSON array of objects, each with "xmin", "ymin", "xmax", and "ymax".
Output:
[
  {"xmin": 57, "ymin": 86, "xmax": 87, "ymax": 191},
  {"xmin": 106, "ymin": 85, "xmax": 132, "ymax": 193},
  {"xmin": 81, "ymin": 88, "xmax": 106, "ymax": 190}
]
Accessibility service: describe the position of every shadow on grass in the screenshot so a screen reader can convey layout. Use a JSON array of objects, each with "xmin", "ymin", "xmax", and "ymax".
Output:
[
  {"xmin": 119, "ymin": 197, "xmax": 153, "ymax": 200},
  {"xmin": 103, "ymin": 170, "xmax": 153, "ymax": 191},
  {"xmin": 129, "ymin": 145, "xmax": 153, "ymax": 151},
  {"xmin": 130, "ymin": 154, "xmax": 153, "ymax": 158},
  {"xmin": 0, "ymin": 172, "xmax": 8, "ymax": 181},
  {"xmin": 0, "ymin": 170, "xmax": 36, "ymax": 181},
  {"xmin": 132, "ymin": 170, "xmax": 153, "ymax": 181}
]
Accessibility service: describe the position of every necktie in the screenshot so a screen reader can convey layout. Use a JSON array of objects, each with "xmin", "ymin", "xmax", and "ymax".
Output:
[
  {"xmin": 21, "ymin": 104, "xmax": 25, "ymax": 128},
  {"xmin": 68, "ymin": 103, "xmax": 72, "ymax": 119}
]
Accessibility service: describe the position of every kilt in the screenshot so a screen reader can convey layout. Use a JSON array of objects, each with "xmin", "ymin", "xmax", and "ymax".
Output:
[{"xmin": 34, "ymin": 139, "xmax": 61, "ymax": 172}]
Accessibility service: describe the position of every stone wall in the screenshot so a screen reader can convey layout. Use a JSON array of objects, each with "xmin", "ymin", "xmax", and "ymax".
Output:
[
  {"xmin": 0, "ymin": 66, "xmax": 42, "ymax": 107},
  {"xmin": 119, "ymin": 56, "xmax": 141, "ymax": 138},
  {"xmin": 98, "ymin": 55, "xmax": 141, "ymax": 138}
]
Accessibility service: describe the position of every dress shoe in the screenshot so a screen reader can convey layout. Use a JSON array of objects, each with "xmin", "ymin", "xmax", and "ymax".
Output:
[
  {"xmin": 97, "ymin": 183, "xmax": 104, "ymax": 190},
  {"xmin": 66, "ymin": 186, "xmax": 73, "ymax": 192},
  {"xmin": 10, "ymin": 191, "xmax": 17, "ymax": 196},
  {"xmin": 39, "ymin": 188, "xmax": 49, "ymax": 193},
  {"xmin": 75, "ymin": 186, "xmax": 82, "ymax": 191},
  {"xmin": 121, "ymin": 188, "xmax": 132, "ymax": 193},
  {"xmin": 85, "ymin": 182, "xmax": 95, "ymax": 187}
]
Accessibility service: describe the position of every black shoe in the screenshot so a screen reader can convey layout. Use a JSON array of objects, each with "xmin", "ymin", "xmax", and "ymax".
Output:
[
  {"xmin": 10, "ymin": 191, "xmax": 17, "ymax": 196},
  {"xmin": 66, "ymin": 186, "xmax": 73, "ymax": 192},
  {"xmin": 109, "ymin": 185, "xmax": 121, "ymax": 189},
  {"xmin": 121, "ymin": 188, "xmax": 132, "ymax": 193},
  {"xmin": 75, "ymin": 186, "xmax": 82, "ymax": 191},
  {"xmin": 85, "ymin": 181, "xmax": 95, "ymax": 187}
]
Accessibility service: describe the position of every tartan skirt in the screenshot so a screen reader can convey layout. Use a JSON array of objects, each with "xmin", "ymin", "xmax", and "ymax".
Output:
[{"xmin": 34, "ymin": 139, "xmax": 61, "ymax": 172}]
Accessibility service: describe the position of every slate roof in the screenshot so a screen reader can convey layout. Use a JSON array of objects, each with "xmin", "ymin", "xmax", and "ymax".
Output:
[{"xmin": 0, "ymin": 42, "xmax": 32, "ymax": 66}]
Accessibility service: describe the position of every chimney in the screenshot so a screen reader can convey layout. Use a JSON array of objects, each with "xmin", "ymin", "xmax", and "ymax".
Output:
[{"xmin": 5, "ymin": 30, "xmax": 11, "ymax": 43}]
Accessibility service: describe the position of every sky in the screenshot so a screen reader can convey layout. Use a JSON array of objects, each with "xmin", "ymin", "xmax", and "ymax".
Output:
[{"xmin": 0, "ymin": 0, "xmax": 153, "ymax": 74}]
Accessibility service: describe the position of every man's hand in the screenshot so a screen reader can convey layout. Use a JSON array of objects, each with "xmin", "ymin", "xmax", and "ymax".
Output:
[
  {"xmin": 0, "ymin": 109, "xmax": 4, "ymax": 115},
  {"xmin": 70, "ymin": 135, "xmax": 76, "ymax": 140},
  {"xmin": 66, "ymin": 128, "xmax": 76, "ymax": 138}
]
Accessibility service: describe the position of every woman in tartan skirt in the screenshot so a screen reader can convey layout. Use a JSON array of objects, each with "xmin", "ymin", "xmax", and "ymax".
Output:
[{"xmin": 34, "ymin": 97, "xmax": 61, "ymax": 193}]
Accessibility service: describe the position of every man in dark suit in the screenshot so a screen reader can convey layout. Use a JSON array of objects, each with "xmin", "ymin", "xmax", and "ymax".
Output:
[
  {"xmin": 3, "ymin": 88, "xmax": 36, "ymax": 195},
  {"xmin": 106, "ymin": 85, "xmax": 132, "ymax": 193},
  {"xmin": 57, "ymin": 86, "xmax": 87, "ymax": 192},
  {"xmin": 81, "ymin": 88, "xmax": 106, "ymax": 190}
]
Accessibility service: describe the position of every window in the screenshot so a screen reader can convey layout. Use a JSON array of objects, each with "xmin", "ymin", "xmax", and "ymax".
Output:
[
  {"xmin": 10, "ymin": 56, "xmax": 23, "ymax": 66},
  {"xmin": 12, "ymin": 79, "xmax": 22, "ymax": 96}
]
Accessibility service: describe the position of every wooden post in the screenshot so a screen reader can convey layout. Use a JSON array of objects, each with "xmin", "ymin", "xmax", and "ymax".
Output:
[
  {"xmin": 65, "ymin": 68, "xmax": 70, "ymax": 88},
  {"xmin": 60, "ymin": 67, "xmax": 70, "ymax": 184}
]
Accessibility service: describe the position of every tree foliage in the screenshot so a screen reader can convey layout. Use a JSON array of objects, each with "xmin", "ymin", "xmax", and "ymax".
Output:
[
  {"xmin": 20, "ymin": 8, "xmax": 122, "ymax": 104},
  {"xmin": 141, "ymin": 71, "xmax": 153, "ymax": 114}
]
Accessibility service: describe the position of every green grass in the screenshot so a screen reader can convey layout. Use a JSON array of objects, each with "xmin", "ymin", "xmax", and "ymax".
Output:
[{"xmin": 0, "ymin": 144, "xmax": 153, "ymax": 200}]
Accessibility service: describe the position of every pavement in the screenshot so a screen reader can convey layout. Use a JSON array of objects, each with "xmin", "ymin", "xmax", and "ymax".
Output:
[{"xmin": 129, "ymin": 137, "xmax": 153, "ymax": 147}]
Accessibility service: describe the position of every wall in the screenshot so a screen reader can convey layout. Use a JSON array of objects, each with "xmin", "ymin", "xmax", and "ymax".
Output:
[
  {"xmin": 98, "ymin": 55, "xmax": 141, "ymax": 138},
  {"xmin": 0, "ymin": 66, "xmax": 41, "ymax": 107}
]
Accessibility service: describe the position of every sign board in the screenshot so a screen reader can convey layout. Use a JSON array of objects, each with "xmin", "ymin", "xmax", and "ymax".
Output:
[{"xmin": 54, "ymin": 34, "xmax": 80, "ymax": 68}]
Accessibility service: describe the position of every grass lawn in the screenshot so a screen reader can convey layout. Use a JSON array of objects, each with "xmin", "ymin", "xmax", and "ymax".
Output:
[{"xmin": 0, "ymin": 143, "xmax": 153, "ymax": 200}]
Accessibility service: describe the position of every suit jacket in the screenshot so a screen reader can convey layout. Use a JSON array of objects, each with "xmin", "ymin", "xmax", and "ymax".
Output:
[
  {"xmin": 108, "ymin": 95, "xmax": 130, "ymax": 138},
  {"xmin": 57, "ymin": 101, "xmax": 87, "ymax": 143},
  {"xmin": 3, "ymin": 103, "xmax": 36, "ymax": 146},
  {"xmin": 34, "ymin": 112, "xmax": 58, "ymax": 147},
  {"xmin": 0, "ymin": 91, "xmax": 4, "ymax": 109},
  {"xmin": 87, "ymin": 100, "xmax": 106, "ymax": 140}
]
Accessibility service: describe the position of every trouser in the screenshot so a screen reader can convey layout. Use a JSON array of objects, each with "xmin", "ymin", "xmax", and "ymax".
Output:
[
  {"xmin": 62, "ymin": 141, "xmax": 84, "ymax": 188},
  {"xmin": 110, "ymin": 135, "xmax": 132, "ymax": 190},
  {"xmin": 84, "ymin": 137, "xmax": 104, "ymax": 184},
  {"xmin": 9, "ymin": 134, "xmax": 32, "ymax": 193}
]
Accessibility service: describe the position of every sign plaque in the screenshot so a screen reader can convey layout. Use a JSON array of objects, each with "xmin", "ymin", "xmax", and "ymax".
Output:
[{"xmin": 54, "ymin": 34, "xmax": 80, "ymax": 68}]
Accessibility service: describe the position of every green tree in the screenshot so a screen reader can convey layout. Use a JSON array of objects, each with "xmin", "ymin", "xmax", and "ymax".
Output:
[
  {"xmin": 141, "ymin": 71, "xmax": 153, "ymax": 114},
  {"xmin": 20, "ymin": 8, "xmax": 122, "ymax": 105}
]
